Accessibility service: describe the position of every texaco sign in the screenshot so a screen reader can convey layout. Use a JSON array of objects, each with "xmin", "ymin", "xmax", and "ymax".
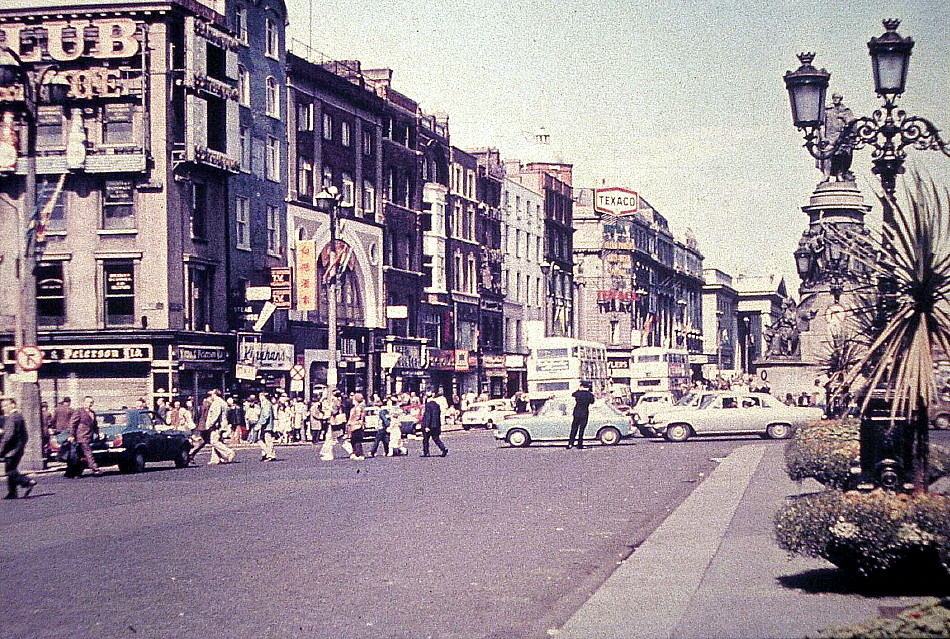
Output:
[{"xmin": 595, "ymin": 187, "xmax": 640, "ymax": 217}]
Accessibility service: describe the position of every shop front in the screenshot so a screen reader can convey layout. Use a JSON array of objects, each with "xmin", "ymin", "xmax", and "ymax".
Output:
[
  {"xmin": 382, "ymin": 338, "xmax": 428, "ymax": 397},
  {"xmin": 234, "ymin": 340, "xmax": 294, "ymax": 398},
  {"xmin": 504, "ymin": 354, "xmax": 526, "ymax": 397},
  {"xmin": 481, "ymin": 354, "xmax": 507, "ymax": 398},
  {"xmin": 174, "ymin": 343, "xmax": 229, "ymax": 404}
]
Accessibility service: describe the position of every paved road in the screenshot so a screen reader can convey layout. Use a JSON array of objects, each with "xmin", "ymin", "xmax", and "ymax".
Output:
[{"xmin": 0, "ymin": 429, "xmax": 754, "ymax": 639}]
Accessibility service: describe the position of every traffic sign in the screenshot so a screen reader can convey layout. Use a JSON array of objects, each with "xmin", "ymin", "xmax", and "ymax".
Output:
[
  {"xmin": 15, "ymin": 345, "xmax": 43, "ymax": 372},
  {"xmin": 289, "ymin": 364, "xmax": 306, "ymax": 381}
]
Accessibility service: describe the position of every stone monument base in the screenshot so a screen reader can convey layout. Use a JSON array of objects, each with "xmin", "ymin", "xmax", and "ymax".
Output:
[{"xmin": 756, "ymin": 360, "xmax": 822, "ymax": 403}]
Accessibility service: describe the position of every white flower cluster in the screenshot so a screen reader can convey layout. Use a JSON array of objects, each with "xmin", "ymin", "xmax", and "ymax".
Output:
[
  {"xmin": 830, "ymin": 516, "xmax": 860, "ymax": 539},
  {"xmin": 896, "ymin": 522, "xmax": 937, "ymax": 545}
]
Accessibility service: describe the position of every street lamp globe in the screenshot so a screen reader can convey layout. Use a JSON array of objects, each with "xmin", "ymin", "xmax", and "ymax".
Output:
[
  {"xmin": 783, "ymin": 52, "xmax": 830, "ymax": 129},
  {"xmin": 868, "ymin": 19, "xmax": 914, "ymax": 97},
  {"xmin": 794, "ymin": 246, "xmax": 814, "ymax": 280},
  {"xmin": 315, "ymin": 186, "xmax": 339, "ymax": 214}
]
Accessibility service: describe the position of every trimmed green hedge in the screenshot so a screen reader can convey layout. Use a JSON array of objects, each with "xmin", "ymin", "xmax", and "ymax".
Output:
[
  {"xmin": 775, "ymin": 488, "xmax": 950, "ymax": 579},
  {"xmin": 810, "ymin": 597, "xmax": 950, "ymax": 639},
  {"xmin": 785, "ymin": 419, "xmax": 950, "ymax": 488}
]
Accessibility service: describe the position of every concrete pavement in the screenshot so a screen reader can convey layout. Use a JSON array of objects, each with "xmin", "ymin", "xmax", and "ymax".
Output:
[{"xmin": 556, "ymin": 442, "xmax": 940, "ymax": 639}]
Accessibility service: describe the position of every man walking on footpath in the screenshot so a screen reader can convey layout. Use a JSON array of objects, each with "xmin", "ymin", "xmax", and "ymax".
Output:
[
  {"xmin": 69, "ymin": 396, "xmax": 102, "ymax": 476},
  {"xmin": 1, "ymin": 398, "xmax": 37, "ymax": 499},
  {"xmin": 420, "ymin": 392, "xmax": 448, "ymax": 458},
  {"xmin": 567, "ymin": 382, "xmax": 595, "ymax": 450}
]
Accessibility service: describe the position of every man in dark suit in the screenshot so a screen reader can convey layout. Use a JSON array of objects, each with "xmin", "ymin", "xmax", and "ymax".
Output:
[
  {"xmin": 567, "ymin": 382, "xmax": 596, "ymax": 449},
  {"xmin": 420, "ymin": 392, "xmax": 448, "ymax": 457},
  {"xmin": 53, "ymin": 397, "xmax": 73, "ymax": 435},
  {"xmin": 69, "ymin": 395, "xmax": 102, "ymax": 476},
  {"xmin": 1, "ymin": 398, "xmax": 37, "ymax": 499}
]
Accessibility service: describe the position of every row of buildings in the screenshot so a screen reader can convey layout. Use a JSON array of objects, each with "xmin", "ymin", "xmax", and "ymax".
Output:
[{"xmin": 0, "ymin": 0, "xmax": 789, "ymax": 408}]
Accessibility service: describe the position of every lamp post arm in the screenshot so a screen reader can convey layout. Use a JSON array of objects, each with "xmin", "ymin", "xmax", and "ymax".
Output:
[
  {"xmin": 895, "ymin": 115, "xmax": 950, "ymax": 158},
  {"xmin": 801, "ymin": 115, "xmax": 879, "ymax": 162}
]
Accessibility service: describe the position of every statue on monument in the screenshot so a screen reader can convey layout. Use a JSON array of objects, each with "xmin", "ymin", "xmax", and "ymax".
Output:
[
  {"xmin": 764, "ymin": 298, "xmax": 802, "ymax": 359},
  {"xmin": 818, "ymin": 93, "xmax": 856, "ymax": 182}
]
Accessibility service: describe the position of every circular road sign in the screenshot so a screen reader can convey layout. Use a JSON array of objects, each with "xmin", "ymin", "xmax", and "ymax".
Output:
[
  {"xmin": 16, "ymin": 345, "xmax": 44, "ymax": 372},
  {"xmin": 289, "ymin": 364, "xmax": 306, "ymax": 381}
]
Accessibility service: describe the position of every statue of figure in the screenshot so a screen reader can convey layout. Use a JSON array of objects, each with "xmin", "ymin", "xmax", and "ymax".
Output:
[
  {"xmin": 764, "ymin": 298, "xmax": 801, "ymax": 358},
  {"xmin": 818, "ymin": 93, "xmax": 856, "ymax": 181}
]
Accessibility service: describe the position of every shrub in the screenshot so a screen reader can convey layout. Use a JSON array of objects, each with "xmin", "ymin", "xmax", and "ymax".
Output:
[
  {"xmin": 775, "ymin": 488, "xmax": 950, "ymax": 579},
  {"xmin": 811, "ymin": 597, "xmax": 950, "ymax": 639},
  {"xmin": 785, "ymin": 419, "xmax": 950, "ymax": 488}
]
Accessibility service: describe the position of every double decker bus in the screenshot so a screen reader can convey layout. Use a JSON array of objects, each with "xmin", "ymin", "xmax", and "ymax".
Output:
[
  {"xmin": 527, "ymin": 337, "xmax": 608, "ymax": 403},
  {"xmin": 629, "ymin": 347, "xmax": 691, "ymax": 398}
]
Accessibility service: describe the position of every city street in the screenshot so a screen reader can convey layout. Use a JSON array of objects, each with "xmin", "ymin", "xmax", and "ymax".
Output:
[{"xmin": 0, "ymin": 429, "xmax": 751, "ymax": 639}]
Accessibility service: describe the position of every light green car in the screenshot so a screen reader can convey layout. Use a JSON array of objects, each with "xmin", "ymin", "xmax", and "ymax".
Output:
[{"xmin": 493, "ymin": 397, "xmax": 634, "ymax": 447}]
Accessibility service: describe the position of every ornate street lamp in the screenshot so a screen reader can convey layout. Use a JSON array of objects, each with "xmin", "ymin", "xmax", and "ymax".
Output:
[
  {"xmin": 0, "ymin": 46, "xmax": 70, "ymax": 471},
  {"xmin": 868, "ymin": 18, "xmax": 913, "ymax": 97},
  {"xmin": 794, "ymin": 246, "xmax": 814, "ymax": 281},
  {"xmin": 315, "ymin": 186, "xmax": 341, "ymax": 393}
]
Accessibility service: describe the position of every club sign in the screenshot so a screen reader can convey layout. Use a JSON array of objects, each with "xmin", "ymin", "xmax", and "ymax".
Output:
[{"xmin": 595, "ymin": 187, "xmax": 640, "ymax": 217}]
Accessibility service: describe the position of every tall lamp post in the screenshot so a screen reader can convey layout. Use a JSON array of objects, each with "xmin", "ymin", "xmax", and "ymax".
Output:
[
  {"xmin": 784, "ymin": 19, "xmax": 950, "ymax": 490},
  {"xmin": 0, "ymin": 48, "xmax": 69, "ymax": 471},
  {"xmin": 315, "ymin": 187, "xmax": 341, "ymax": 393}
]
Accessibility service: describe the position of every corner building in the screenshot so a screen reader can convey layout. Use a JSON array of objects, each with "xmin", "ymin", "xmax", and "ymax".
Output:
[{"xmin": 0, "ymin": 0, "xmax": 245, "ymax": 405}]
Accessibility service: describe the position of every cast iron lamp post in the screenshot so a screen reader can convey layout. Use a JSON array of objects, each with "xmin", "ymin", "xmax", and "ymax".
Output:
[
  {"xmin": 315, "ymin": 186, "xmax": 341, "ymax": 393},
  {"xmin": 0, "ymin": 47, "xmax": 69, "ymax": 471},
  {"xmin": 785, "ymin": 19, "xmax": 950, "ymax": 490}
]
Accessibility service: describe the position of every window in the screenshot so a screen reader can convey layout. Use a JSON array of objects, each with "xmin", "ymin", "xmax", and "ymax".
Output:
[
  {"xmin": 102, "ymin": 179, "xmax": 134, "ymax": 230},
  {"xmin": 341, "ymin": 121, "xmax": 351, "ymax": 147},
  {"xmin": 235, "ymin": 196, "xmax": 250, "ymax": 250},
  {"xmin": 297, "ymin": 156, "xmax": 313, "ymax": 200},
  {"xmin": 36, "ymin": 261, "xmax": 65, "ymax": 323},
  {"xmin": 37, "ymin": 176, "xmax": 66, "ymax": 232},
  {"xmin": 341, "ymin": 172, "xmax": 354, "ymax": 207},
  {"xmin": 362, "ymin": 130, "xmax": 372, "ymax": 155},
  {"xmin": 36, "ymin": 106, "xmax": 63, "ymax": 147},
  {"xmin": 322, "ymin": 112, "xmax": 332, "ymax": 141},
  {"xmin": 236, "ymin": 5, "xmax": 248, "ymax": 44},
  {"xmin": 189, "ymin": 265, "xmax": 211, "ymax": 331},
  {"xmin": 239, "ymin": 126, "xmax": 250, "ymax": 169},
  {"xmin": 238, "ymin": 65, "xmax": 250, "ymax": 106},
  {"xmin": 265, "ymin": 76, "xmax": 279, "ymax": 118},
  {"xmin": 265, "ymin": 18, "xmax": 278, "ymax": 58},
  {"xmin": 102, "ymin": 103, "xmax": 134, "ymax": 145},
  {"xmin": 266, "ymin": 136, "xmax": 280, "ymax": 182},
  {"xmin": 191, "ymin": 182, "xmax": 207, "ymax": 238},
  {"xmin": 362, "ymin": 180, "xmax": 375, "ymax": 216},
  {"xmin": 322, "ymin": 165, "xmax": 333, "ymax": 189},
  {"xmin": 103, "ymin": 261, "xmax": 135, "ymax": 326},
  {"xmin": 609, "ymin": 320, "xmax": 620, "ymax": 344},
  {"xmin": 266, "ymin": 204, "xmax": 280, "ymax": 254},
  {"xmin": 296, "ymin": 101, "xmax": 312, "ymax": 131}
]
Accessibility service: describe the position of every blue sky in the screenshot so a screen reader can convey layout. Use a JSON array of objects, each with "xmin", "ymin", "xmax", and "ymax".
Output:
[{"xmin": 287, "ymin": 0, "xmax": 950, "ymax": 293}]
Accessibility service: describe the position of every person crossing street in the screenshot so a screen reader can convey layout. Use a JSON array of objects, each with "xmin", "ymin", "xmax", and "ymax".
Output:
[
  {"xmin": 69, "ymin": 396, "xmax": 102, "ymax": 476},
  {"xmin": 1, "ymin": 398, "xmax": 37, "ymax": 499}
]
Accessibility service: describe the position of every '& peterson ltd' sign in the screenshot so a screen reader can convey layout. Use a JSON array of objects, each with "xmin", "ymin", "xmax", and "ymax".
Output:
[{"xmin": 595, "ymin": 187, "xmax": 640, "ymax": 217}]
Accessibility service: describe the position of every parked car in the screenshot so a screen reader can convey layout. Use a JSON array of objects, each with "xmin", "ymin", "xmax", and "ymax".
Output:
[
  {"xmin": 494, "ymin": 396, "xmax": 634, "ymax": 447},
  {"xmin": 641, "ymin": 391, "xmax": 823, "ymax": 442},
  {"xmin": 630, "ymin": 391, "xmax": 677, "ymax": 425},
  {"xmin": 56, "ymin": 408, "xmax": 192, "ymax": 473},
  {"xmin": 461, "ymin": 399, "xmax": 516, "ymax": 430}
]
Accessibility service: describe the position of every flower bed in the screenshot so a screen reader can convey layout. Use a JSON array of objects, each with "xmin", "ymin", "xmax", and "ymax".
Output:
[
  {"xmin": 775, "ymin": 488, "xmax": 950, "ymax": 580},
  {"xmin": 785, "ymin": 419, "xmax": 950, "ymax": 489},
  {"xmin": 811, "ymin": 597, "xmax": 950, "ymax": 639}
]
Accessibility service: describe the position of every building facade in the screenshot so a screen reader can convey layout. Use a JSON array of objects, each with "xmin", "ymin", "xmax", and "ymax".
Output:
[
  {"xmin": 0, "ymin": 0, "xmax": 245, "ymax": 406},
  {"xmin": 284, "ymin": 51, "xmax": 385, "ymax": 397},
  {"xmin": 701, "ymin": 268, "xmax": 739, "ymax": 378}
]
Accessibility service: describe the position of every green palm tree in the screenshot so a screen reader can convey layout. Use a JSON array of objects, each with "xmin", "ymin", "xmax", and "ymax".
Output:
[{"xmin": 846, "ymin": 172, "xmax": 950, "ymax": 492}]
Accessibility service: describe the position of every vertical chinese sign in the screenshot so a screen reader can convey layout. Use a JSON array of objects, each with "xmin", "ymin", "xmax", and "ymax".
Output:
[{"xmin": 296, "ymin": 239, "xmax": 316, "ymax": 311}]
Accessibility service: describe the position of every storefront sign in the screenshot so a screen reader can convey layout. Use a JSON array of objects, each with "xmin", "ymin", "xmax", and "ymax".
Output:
[
  {"xmin": 595, "ymin": 187, "xmax": 639, "ymax": 217},
  {"xmin": 271, "ymin": 288, "xmax": 291, "ymax": 309},
  {"xmin": 482, "ymin": 354, "xmax": 506, "ymax": 369},
  {"xmin": 391, "ymin": 343, "xmax": 422, "ymax": 369},
  {"xmin": 235, "ymin": 363, "xmax": 258, "ymax": 380},
  {"xmin": 504, "ymin": 354, "xmax": 525, "ymax": 369},
  {"xmin": 4, "ymin": 344, "xmax": 152, "ymax": 364},
  {"xmin": 0, "ymin": 19, "xmax": 141, "ymax": 63},
  {"xmin": 386, "ymin": 305, "xmax": 408, "ymax": 319},
  {"xmin": 454, "ymin": 350, "xmax": 470, "ymax": 372},
  {"xmin": 177, "ymin": 345, "xmax": 227, "ymax": 363},
  {"xmin": 607, "ymin": 360, "xmax": 631, "ymax": 372},
  {"xmin": 238, "ymin": 342, "xmax": 294, "ymax": 371},
  {"xmin": 597, "ymin": 289, "xmax": 640, "ymax": 313},
  {"xmin": 295, "ymin": 240, "xmax": 316, "ymax": 311}
]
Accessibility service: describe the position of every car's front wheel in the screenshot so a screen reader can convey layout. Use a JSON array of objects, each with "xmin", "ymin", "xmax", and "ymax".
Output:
[
  {"xmin": 664, "ymin": 423, "xmax": 692, "ymax": 442},
  {"xmin": 766, "ymin": 423, "xmax": 792, "ymax": 439},
  {"xmin": 597, "ymin": 426, "xmax": 621, "ymax": 446},
  {"xmin": 933, "ymin": 414, "xmax": 950, "ymax": 430},
  {"xmin": 174, "ymin": 446, "xmax": 190, "ymax": 468},
  {"xmin": 506, "ymin": 429, "xmax": 531, "ymax": 447}
]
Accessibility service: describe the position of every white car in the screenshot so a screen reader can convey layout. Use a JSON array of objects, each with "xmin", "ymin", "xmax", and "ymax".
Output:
[
  {"xmin": 461, "ymin": 399, "xmax": 516, "ymax": 430},
  {"xmin": 642, "ymin": 391, "xmax": 824, "ymax": 442},
  {"xmin": 630, "ymin": 391, "xmax": 677, "ymax": 425}
]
